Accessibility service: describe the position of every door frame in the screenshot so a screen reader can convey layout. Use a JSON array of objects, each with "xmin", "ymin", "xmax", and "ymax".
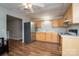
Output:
[{"xmin": 6, "ymin": 15, "xmax": 23, "ymax": 41}]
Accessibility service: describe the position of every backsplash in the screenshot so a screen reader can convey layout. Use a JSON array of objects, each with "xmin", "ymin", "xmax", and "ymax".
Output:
[
  {"xmin": 37, "ymin": 27, "xmax": 67, "ymax": 33},
  {"xmin": 36, "ymin": 21, "xmax": 67, "ymax": 33},
  {"xmin": 31, "ymin": 21, "xmax": 79, "ymax": 36}
]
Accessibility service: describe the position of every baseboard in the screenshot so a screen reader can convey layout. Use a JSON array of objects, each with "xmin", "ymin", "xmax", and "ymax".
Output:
[
  {"xmin": 36, "ymin": 40, "xmax": 59, "ymax": 44},
  {"xmin": 8, "ymin": 38, "xmax": 22, "ymax": 40}
]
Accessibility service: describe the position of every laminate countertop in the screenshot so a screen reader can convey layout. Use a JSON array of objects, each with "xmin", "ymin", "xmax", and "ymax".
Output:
[{"xmin": 61, "ymin": 35, "xmax": 79, "ymax": 39}]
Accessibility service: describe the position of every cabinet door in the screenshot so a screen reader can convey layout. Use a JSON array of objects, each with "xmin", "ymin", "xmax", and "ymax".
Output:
[
  {"xmin": 36, "ymin": 32, "xmax": 45, "ymax": 42},
  {"xmin": 52, "ymin": 18, "xmax": 64, "ymax": 27},
  {"xmin": 34, "ymin": 21, "xmax": 42, "ymax": 28},
  {"xmin": 40, "ymin": 32, "xmax": 46, "ymax": 41},
  {"xmin": 31, "ymin": 32, "xmax": 36, "ymax": 41},
  {"xmin": 51, "ymin": 32, "xmax": 59, "ymax": 43},
  {"xmin": 58, "ymin": 18, "xmax": 64, "ymax": 26},
  {"xmin": 45, "ymin": 32, "xmax": 52, "ymax": 42},
  {"xmin": 67, "ymin": 5, "xmax": 72, "ymax": 21},
  {"xmin": 52, "ymin": 20, "xmax": 59, "ymax": 27},
  {"xmin": 36, "ymin": 32, "xmax": 41, "ymax": 41},
  {"xmin": 73, "ymin": 3, "xmax": 79, "ymax": 23},
  {"xmin": 64, "ymin": 4, "xmax": 72, "ymax": 24}
]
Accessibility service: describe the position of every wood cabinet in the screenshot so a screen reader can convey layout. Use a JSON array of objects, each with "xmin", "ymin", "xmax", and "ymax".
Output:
[
  {"xmin": 40, "ymin": 33, "xmax": 46, "ymax": 41},
  {"xmin": 62, "ymin": 36, "xmax": 79, "ymax": 56},
  {"xmin": 73, "ymin": 3, "xmax": 79, "ymax": 23},
  {"xmin": 64, "ymin": 4, "xmax": 72, "ymax": 24},
  {"xmin": 51, "ymin": 4, "xmax": 72, "ymax": 27},
  {"xmin": 34, "ymin": 21, "xmax": 42, "ymax": 28},
  {"xmin": 64, "ymin": 3, "xmax": 79, "ymax": 24},
  {"xmin": 51, "ymin": 19, "xmax": 58, "ymax": 27},
  {"xmin": 51, "ymin": 32, "xmax": 59, "ymax": 43},
  {"xmin": 57, "ymin": 18, "xmax": 64, "ymax": 27},
  {"xmin": 36, "ymin": 32, "xmax": 41, "ymax": 41},
  {"xmin": 52, "ymin": 18, "xmax": 64, "ymax": 27},
  {"xmin": 45, "ymin": 32, "xmax": 52, "ymax": 42},
  {"xmin": 36, "ymin": 32, "xmax": 58, "ymax": 43},
  {"xmin": 31, "ymin": 32, "xmax": 36, "ymax": 41},
  {"xmin": 36, "ymin": 32, "xmax": 45, "ymax": 41}
]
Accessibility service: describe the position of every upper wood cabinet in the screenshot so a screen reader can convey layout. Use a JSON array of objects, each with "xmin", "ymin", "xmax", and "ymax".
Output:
[
  {"xmin": 51, "ymin": 4, "xmax": 73, "ymax": 27},
  {"xmin": 51, "ymin": 19, "xmax": 58, "ymax": 27},
  {"xmin": 64, "ymin": 4, "xmax": 72, "ymax": 24},
  {"xmin": 58, "ymin": 19, "xmax": 64, "ymax": 26},
  {"xmin": 34, "ymin": 21, "xmax": 42, "ymax": 28},
  {"xmin": 73, "ymin": 3, "xmax": 79, "ymax": 23},
  {"xmin": 64, "ymin": 3, "xmax": 79, "ymax": 24},
  {"xmin": 51, "ymin": 18, "xmax": 64, "ymax": 27}
]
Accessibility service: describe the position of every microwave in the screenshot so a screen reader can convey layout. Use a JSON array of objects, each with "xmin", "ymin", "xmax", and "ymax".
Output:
[{"xmin": 68, "ymin": 29, "xmax": 78, "ymax": 35}]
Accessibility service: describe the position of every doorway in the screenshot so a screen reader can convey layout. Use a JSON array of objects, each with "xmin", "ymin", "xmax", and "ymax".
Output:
[
  {"xmin": 7, "ymin": 15, "xmax": 22, "ymax": 40},
  {"xmin": 24, "ymin": 22, "xmax": 31, "ymax": 43},
  {"xmin": 6, "ymin": 15, "xmax": 22, "ymax": 49}
]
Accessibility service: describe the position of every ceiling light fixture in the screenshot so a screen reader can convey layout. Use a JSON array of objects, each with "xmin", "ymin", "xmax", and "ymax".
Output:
[
  {"xmin": 42, "ymin": 16, "xmax": 52, "ymax": 20},
  {"xmin": 22, "ymin": 3, "xmax": 32, "ymax": 9},
  {"xmin": 44, "ymin": 21, "xmax": 50, "ymax": 24}
]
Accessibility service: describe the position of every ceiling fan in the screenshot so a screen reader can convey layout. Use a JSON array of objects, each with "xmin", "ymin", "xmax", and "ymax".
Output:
[{"xmin": 22, "ymin": 3, "xmax": 45, "ymax": 13}]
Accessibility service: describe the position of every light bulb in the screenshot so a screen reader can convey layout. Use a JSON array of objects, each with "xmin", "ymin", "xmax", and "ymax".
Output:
[
  {"xmin": 28, "ymin": 3, "xmax": 32, "ymax": 8},
  {"xmin": 22, "ymin": 3, "xmax": 32, "ymax": 9}
]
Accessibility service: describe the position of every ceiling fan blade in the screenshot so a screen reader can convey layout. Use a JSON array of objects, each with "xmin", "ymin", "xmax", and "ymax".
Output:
[{"xmin": 32, "ymin": 3, "xmax": 45, "ymax": 7}]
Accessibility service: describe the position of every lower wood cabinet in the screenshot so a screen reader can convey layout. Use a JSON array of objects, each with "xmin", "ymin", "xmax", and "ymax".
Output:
[
  {"xmin": 36, "ymin": 32, "xmax": 45, "ymax": 41},
  {"xmin": 31, "ymin": 32, "xmax": 36, "ymax": 41},
  {"xmin": 36, "ymin": 32, "xmax": 59, "ymax": 43},
  {"xmin": 51, "ymin": 32, "xmax": 59, "ymax": 43},
  {"xmin": 36, "ymin": 32, "xmax": 42, "ymax": 41},
  {"xmin": 45, "ymin": 32, "xmax": 52, "ymax": 42},
  {"xmin": 40, "ymin": 33, "xmax": 46, "ymax": 41}
]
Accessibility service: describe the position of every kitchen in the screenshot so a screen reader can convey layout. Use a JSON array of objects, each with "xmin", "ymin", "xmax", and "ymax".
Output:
[
  {"xmin": 31, "ymin": 3, "xmax": 79, "ymax": 56},
  {"xmin": 0, "ymin": 3, "xmax": 79, "ymax": 56}
]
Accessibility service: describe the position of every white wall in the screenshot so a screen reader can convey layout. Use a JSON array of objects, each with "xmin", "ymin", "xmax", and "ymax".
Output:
[{"xmin": 0, "ymin": 6, "xmax": 30, "ymax": 42}]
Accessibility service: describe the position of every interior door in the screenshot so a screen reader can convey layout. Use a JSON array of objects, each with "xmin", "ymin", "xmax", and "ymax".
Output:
[{"xmin": 24, "ymin": 22, "xmax": 31, "ymax": 43}]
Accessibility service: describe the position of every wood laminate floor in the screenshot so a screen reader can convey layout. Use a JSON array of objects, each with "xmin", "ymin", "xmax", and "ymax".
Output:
[{"xmin": 3, "ymin": 40, "xmax": 61, "ymax": 56}]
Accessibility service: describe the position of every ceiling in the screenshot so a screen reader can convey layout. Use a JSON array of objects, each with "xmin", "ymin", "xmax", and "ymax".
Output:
[{"xmin": 0, "ymin": 3, "xmax": 70, "ymax": 19}]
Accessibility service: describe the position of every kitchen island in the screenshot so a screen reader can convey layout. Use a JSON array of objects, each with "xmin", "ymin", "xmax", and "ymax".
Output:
[{"xmin": 61, "ymin": 35, "xmax": 79, "ymax": 56}]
